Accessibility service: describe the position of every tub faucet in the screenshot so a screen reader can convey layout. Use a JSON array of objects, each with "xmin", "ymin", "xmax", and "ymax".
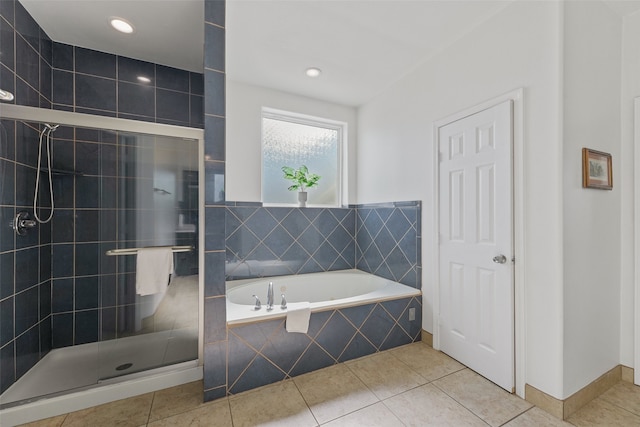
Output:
[
  {"xmin": 267, "ymin": 281, "xmax": 274, "ymax": 311},
  {"xmin": 252, "ymin": 295, "xmax": 261, "ymax": 310}
]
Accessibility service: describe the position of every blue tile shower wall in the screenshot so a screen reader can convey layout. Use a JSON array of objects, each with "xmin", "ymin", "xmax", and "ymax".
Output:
[
  {"xmin": 0, "ymin": 0, "xmax": 53, "ymax": 395},
  {"xmin": 50, "ymin": 43, "xmax": 204, "ymax": 128},
  {"xmin": 0, "ymin": 0, "xmax": 205, "ymax": 395}
]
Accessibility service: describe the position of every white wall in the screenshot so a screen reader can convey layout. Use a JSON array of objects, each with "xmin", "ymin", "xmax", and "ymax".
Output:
[
  {"xmin": 357, "ymin": 1, "xmax": 565, "ymax": 398},
  {"xmin": 620, "ymin": 10, "xmax": 640, "ymax": 372},
  {"xmin": 561, "ymin": 0, "xmax": 622, "ymax": 398},
  {"xmin": 226, "ymin": 81, "xmax": 358, "ymax": 203}
]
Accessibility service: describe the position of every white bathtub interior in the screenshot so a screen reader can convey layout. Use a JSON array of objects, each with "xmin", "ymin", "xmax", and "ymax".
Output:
[{"xmin": 226, "ymin": 269, "xmax": 421, "ymax": 324}]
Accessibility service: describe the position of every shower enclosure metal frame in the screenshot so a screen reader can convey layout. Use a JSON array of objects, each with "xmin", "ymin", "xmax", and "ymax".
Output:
[{"xmin": 0, "ymin": 104, "xmax": 205, "ymax": 423}]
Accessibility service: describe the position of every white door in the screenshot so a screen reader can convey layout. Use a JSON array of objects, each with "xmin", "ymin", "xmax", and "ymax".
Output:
[{"xmin": 438, "ymin": 100, "xmax": 514, "ymax": 391}]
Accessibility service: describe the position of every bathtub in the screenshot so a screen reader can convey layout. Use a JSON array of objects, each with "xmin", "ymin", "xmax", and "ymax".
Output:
[{"xmin": 226, "ymin": 269, "xmax": 421, "ymax": 325}]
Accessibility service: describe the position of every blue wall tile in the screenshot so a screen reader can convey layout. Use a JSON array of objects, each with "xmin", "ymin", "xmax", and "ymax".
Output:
[
  {"xmin": 204, "ymin": 23, "xmax": 225, "ymax": 72},
  {"xmin": 75, "ymin": 74, "xmax": 116, "ymax": 111},
  {"xmin": 315, "ymin": 312, "xmax": 355, "ymax": 359},
  {"xmin": 14, "ymin": 325, "xmax": 39, "ymax": 378},
  {"xmin": 75, "ymin": 47, "xmax": 115, "ymax": 79},
  {"xmin": 15, "ymin": 247, "xmax": 38, "ymax": 292},
  {"xmin": 0, "ymin": 252, "xmax": 15, "ymax": 299},
  {"xmin": 190, "ymin": 72, "xmax": 204, "ymax": 95},
  {"xmin": 52, "ymin": 279, "xmax": 73, "ymax": 313},
  {"xmin": 15, "ymin": 35, "xmax": 38, "ymax": 90},
  {"xmin": 205, "ymin": 0, "xmax": 225, "ymax": 27},
  {"xmin": 0, "ymin": 296, "xmax": 14, "ymax": 347},
  {"xmin": 204, "ymin": 115, "xmax": 225, "ymax": 161},
  {"xmin": 0, "ymin": 341, "xmax": 15, "ymax": 394},
  {"xmin": 75, "ymin": 276, "xmax": 98, "ymax": 310},
  {"xmin": 229, "ymin": 355, "xmax": 285, "ymax": 394},
  {"xmin": 52, "ymin": 69, "xmax": 73, "ymax": 106},
  {"xmin": 205, "ymin": 251, "xmax": 226, "ymax": 297},
  {"xmin": 52, "ymin": 43, "xmax": 73, "ymax": 71},
  {"xmin": 156, "ymin": 88, "xmax": 189, "ymax": 123},
  {"xmin": 74, "ymin": 309, "xmax": 98, "ymax": 345},
  {"xmin": 0, "ymin": 0, "xmax": 15, "ymax": 27},
  {"xmin": 118, "ymin": 57, "xmax": 155, "ymax": 84},
  {"xmin": 14, "ymin": 1, "xmax": 39, "ymax": 51},
  {"xmin": 204, "ymin": 70, "xmax": 224, "ymax": 116},
  {"xmin": 156, "ymin": 64, "xmax": 189, "ymax": 93},
  {"xmin": 204, "ymin": 297, "xmax": 226, "ymax": 343},
  {"xmin": 118, "ymin": 81, "xmax": 155, "ymax": 117},
  {"xmin": 14, "ymin": 285, "xmax": 38, "ymax": 335},
  {"xmin": 15, "ymin": 77, "xmax": 39, "ymax": 106},
  {"xmin": 204, "ymin": 341, "xmax": 227, "ymax": 390}
]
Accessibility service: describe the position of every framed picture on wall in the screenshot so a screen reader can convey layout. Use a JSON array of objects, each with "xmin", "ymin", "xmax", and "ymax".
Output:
[{"xmin": 582, "ymin": 148, "xmax": 613, "ymax": 190}]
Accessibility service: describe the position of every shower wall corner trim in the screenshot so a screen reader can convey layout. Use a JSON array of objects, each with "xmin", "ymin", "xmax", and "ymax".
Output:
[{"xmin": 0, "ymin": 105, "xmax": 204, "ymax": 141}]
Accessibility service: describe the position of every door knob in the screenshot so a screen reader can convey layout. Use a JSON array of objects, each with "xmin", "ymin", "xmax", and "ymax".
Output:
[{"xmin": 492, "ymin": 254, "xmax": 507, "ymax": 264}]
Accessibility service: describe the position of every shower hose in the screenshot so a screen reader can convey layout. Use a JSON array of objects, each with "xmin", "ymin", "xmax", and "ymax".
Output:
[{"xmin": 33, "ymin": 123, "xmax": 59, "ymax": 223}]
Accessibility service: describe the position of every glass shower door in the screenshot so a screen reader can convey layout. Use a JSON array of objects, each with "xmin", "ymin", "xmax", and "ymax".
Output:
[{"xmin": 97, "ymin": 131, "xmax": 199, "ymax": 381}]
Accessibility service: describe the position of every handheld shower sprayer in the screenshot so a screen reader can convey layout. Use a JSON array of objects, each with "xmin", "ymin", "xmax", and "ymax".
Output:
[{"xmin": 33, "ymin": 123, "xmax": 59, "ymax": 224}]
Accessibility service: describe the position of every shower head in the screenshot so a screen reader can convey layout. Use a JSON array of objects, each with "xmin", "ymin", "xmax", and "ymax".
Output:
[{"xmin": 0, "ymin": 89, "xmax": 14, "ymax": 102}]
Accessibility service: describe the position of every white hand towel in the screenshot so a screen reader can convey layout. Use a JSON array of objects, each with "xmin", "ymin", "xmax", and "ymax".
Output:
[
  {"xmin": 136, "ymin": 247, "xmax": 174, "ymax": 296},
  {"xmin": 286, "ymin": 302, "xmax": 311, "ymax": 333}
]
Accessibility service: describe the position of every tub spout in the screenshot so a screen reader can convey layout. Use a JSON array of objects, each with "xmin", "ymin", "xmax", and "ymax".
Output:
[
  {"xmin": 252, "ymin": 295, "xmax": 261, "ymax": 310},
  {"xmin": 267, "ymin": 281, "xmax": 274, "ymax": 311}
]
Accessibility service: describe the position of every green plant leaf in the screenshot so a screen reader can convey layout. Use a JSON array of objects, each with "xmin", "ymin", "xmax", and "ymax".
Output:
[{"xmin": 281, "ymin": 165, "xmax": 321, "ymax": 192}]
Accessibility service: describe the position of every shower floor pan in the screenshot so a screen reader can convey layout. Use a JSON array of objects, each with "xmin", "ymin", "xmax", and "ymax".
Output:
[{"xmin": 0, "ymin": 327, "xmax": 197, "ymax": 406}]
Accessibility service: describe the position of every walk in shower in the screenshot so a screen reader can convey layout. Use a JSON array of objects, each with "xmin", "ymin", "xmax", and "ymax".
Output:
[{"xmin": 0, "ymin": 105, "xmax": 204, "ymax": 413}]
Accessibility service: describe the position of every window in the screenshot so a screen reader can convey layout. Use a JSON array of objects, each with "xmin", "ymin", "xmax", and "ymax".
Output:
[{"xmin": 262, "ymin": 108, "xmax": 344, "ymax": 206}]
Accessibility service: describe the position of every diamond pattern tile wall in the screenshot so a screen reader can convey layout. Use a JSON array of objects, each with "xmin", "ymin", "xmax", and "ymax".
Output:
[
  {"xmin": 225, "ymin": 201, "xmax": 420, "ymax": 286},
  {"xmin": 222, "ymin": 201, "xmax": 422, "ymax": 396},
  {"xmin": 226, "ymin": 296, "xmax": 422, "ymax": 394},
  {"xmin": 356, "ymin": 202, "xmax": 421, "ymax": 288},
  {"xmin": 226, "ymin": 204, "xmax": 356, "ymax": 280}
]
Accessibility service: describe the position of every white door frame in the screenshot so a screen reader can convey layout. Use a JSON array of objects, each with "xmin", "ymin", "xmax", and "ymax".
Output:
[
  {"xmin": 634, "ymin": 97, "xmax": 640, "ymax": 385},
  {"xmin": 432, "ymin": 88, "xmax": 525, "ymax": 397}
]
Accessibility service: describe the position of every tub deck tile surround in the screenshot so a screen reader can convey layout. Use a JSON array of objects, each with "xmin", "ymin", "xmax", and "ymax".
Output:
[
  {"xmin": 219, "ymin": 199, "xmax": 422, "ymax": 398},
  {"xmin": 225, "ymin": 296, "xmax": 422, "ymax": 395}
]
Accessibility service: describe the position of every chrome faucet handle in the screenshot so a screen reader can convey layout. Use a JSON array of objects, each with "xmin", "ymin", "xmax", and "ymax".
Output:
[
  {"xmin": 280, "ymin": 294, "xmax": 287, "ymax": 310},
  {"xmin": 252, "ymin": 295, "xmax": 261, "ymax": 310}
]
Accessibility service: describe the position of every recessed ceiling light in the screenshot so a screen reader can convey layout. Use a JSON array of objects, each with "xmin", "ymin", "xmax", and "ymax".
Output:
[
  {"xmin": 137, "ymin": 76, "xmax": 151, "ymax": 83},
  {"xmin": 110, "ymin": 17, "xmax": 134, "ymax": 34},
  {"xmin": 305, "ymin": 67, "xmax": 322, "ymax": 78}
]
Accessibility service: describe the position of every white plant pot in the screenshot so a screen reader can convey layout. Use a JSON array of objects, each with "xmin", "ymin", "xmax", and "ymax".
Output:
[{"xmin": 298, "ymin": 191, "xmax": 307, "ymax": 207}]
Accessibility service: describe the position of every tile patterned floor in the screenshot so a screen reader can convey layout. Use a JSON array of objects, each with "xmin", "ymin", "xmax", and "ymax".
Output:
[{"xmin": 18, "ymin": 342, "xmax": 640, "ymax": 427}]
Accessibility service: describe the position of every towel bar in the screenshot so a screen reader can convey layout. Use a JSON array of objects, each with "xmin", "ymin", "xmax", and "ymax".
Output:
[{"xmin": 105, "ymin": 245, "xmax": 193, "ymax": 256}]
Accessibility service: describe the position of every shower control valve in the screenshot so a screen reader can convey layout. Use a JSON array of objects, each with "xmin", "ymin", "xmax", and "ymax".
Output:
[{"xmin": 12, "ymin": 211, "xmax": 37, "ymax": 236}]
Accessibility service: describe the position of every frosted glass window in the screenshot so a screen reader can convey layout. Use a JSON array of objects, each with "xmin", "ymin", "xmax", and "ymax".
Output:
[{"xmin": 262, "ymin": 111, "xmax": 342, "ymax": 206}]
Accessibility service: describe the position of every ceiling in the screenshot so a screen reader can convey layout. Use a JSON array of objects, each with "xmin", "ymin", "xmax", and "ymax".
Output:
[{"xmin": 18, "ymin": 0, "xmax": 640, "ymax": 107}]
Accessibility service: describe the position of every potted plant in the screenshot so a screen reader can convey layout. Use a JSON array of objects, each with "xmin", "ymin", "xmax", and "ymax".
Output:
[{"xmin": 281, "ymin": 165, "xmax": 321, "ymax": 207}]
